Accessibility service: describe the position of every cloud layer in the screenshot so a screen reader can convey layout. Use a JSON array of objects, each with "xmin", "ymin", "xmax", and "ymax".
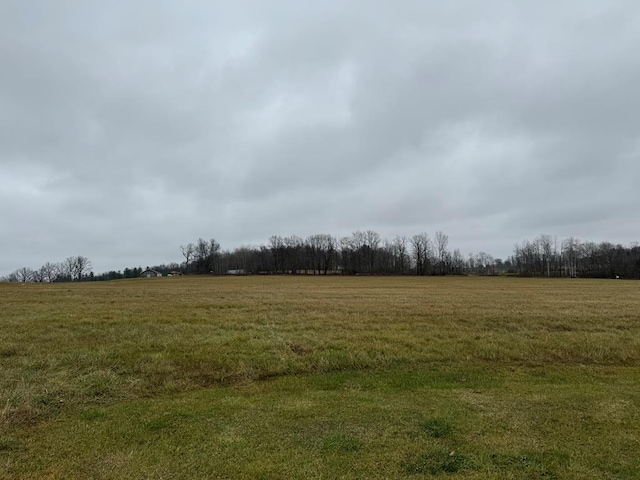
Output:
[{"xmin": 2, "ymin": 1, "xmax": 639, "ymax": 273}]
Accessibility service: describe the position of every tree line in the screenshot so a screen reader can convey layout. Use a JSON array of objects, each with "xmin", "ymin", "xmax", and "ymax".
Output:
[
  {"xmin": 141, "ymin": 231, "xmax": 640, "ymax": 279},
  {"xmin": 176, "ymin": 231, "xmax": 507, "ymax": 277},
  {"xmin": 2, "ymin": 231, "xmax": 638, "ymax": 282},
  {"xmin": 1, "ymin": 255, "xmax": 92, "ymax": 282},
  {"xmin": 512, "ymin": 234, "xmax": 640, "ymax": 279}
]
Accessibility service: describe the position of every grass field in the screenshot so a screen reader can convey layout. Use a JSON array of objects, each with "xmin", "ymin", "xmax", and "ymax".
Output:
[{"xmin": 1, "ymin": 276, "xmax": 639, "ymax": 479}]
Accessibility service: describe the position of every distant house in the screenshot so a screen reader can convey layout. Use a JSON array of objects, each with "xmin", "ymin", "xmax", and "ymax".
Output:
[
  {"xmin": 168, "ymin": 270, "xmax": 183, "ymax": 277},
  {"xmin": 227, "ymin": 269, "xmax": 245, "ymax": 275},
  {"xmin": 140, "ymin": 268, "xmax": 162, "ymax": 278}
]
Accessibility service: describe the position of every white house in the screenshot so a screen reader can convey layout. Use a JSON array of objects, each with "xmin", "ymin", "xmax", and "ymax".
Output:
[{"xmin": 140, "ymin": 269, "xmax": 162, "ymax": 278}]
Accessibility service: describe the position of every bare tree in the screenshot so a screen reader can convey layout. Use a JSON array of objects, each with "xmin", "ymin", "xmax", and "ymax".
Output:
[
  {"xmin": 60, "ymin": 257, "xmax": 76, "ymax": 280},
  {"xmin": 434, "ymin": 231, "xmax": 449, "ymax": 275},
  {"xmin": 562, "ymin": 237, "xmax": 579, "ymax": 278},
  {"xmin": 284, "ymin": 235, "xmax": 304, "ymax": 273},
  {"xmin": 4, "ymin": 272, "xmax": 19, "ymax": 282},
  {"xmin": 467, "ymin": 253, "xmax": 477, "ymax": 274},
  {"xmin": 411, "ymin": 233, "xmax": 430, "ymax": 275},
  {"xmin": 194, "ymin": 238, "xmax": 209, "ymax": 272},
  {"xmin": 363, "ymin": 230, "xmax": 381, "ymax": 273},
  {"xmin": 539, "ymin": 234, "xmax": 554, "ymax": 277},
  {"xmin": 73, "ymin": 256, "xmax": 92, "ymax": 281},
  {"xmin": 208, "ymin": 238, "xmax": 221, "ymax": 274},
  {"xmin": 307, "ymin": 234, "xmax": 328, "ymax": 274},
  {"xmin": 339, "ymin": 236, "xmax": 352, "ymax": 274},
  {"xmin": 349, "ymin": 231, "xmax": 366, "ymax": 273},
  {"xmin": 451, "ymin": 249, "xmax": 465, "ymax": 274},
  {"xmin": 15, "ymin": 267, "xmax": 34, "ymax": 283},
  {"xmin": 188, "ymin": 238, "xmax": 222, "ymax": 274},
  {"xmin": 269, "ymin": 236, "xmax": 285, "ymax": 273},
  {"xmin": 229, "ymin": 246, "xmax": 252, "ymax": 273},
  {"xmin": 32, "ymin": 268, "xmax": 45, "ymax": 282},
  {"xmin": 180, "ymin": 243, "xmax": 195, "ymax": 273},
  {"xmin": 475, "ymin": 252, "xmax": 495, "ymax": 275},
  {"xmin": 39, "ymin": 262, "xmax": 59, "ymax": 283},
  {"xmin": 322, "ymin": 235, "xmax": 336, "ymax": 274},
  {"xmin": 393, "ymin": 236, "xmax": 409, "ymax": 275}
]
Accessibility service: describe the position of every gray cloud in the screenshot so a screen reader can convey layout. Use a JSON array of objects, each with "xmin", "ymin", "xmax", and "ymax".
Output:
[{"xmin": 2, "ymin": 1, "xmax": 640, "ymax": 273}]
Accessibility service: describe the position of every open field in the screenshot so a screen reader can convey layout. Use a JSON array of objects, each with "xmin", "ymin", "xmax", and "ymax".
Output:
[{"xmin": 1, "ymin": 276, "xmax": 640, "ymax": 479}]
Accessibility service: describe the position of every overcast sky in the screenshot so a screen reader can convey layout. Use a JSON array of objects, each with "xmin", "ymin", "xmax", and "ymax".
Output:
[{"xmin": 2, "ymin": 1, "xmax": 639, "ymax": 274}]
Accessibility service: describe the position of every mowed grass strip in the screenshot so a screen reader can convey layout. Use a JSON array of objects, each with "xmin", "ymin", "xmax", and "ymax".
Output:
[
  {"xmin": 3, "ymin": 367, "xmax": 640, "ymax": 479},
  {"xmin": 1, "ymin": 276, "xmax": 640, "ymax": 478}
]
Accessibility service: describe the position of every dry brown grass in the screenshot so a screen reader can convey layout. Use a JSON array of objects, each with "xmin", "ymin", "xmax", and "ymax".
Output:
[
  {"xmin": 2, "ymin": 276, "xmax": 639, "ymax": 424},
  {"xmin": 1, "ymin": 276, "xmax": 639, "ymax": 478}
]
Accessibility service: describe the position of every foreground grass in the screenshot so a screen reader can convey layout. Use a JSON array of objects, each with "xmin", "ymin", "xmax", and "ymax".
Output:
[{"xmin": 1, "ymin": 276, "xmax": 639, "ymax": 478}]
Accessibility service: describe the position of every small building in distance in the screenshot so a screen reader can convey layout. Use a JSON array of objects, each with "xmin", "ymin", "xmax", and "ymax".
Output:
[
  {"xmin": 227, "ymin": 269, "xmax": 245, "ymax": 275},
  {"xmin": 167, "ymin": 270, "xmax": 183, "ymax": 277},
  {"xmin": 140, "ymin": 268, "xmax": 162, "ymax": 278}
]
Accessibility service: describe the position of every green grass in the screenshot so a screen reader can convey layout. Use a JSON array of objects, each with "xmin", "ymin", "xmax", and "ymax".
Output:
[
  {"xmin": 1, "ymin": 276, "xmax": 639, "ymax": 478},
  {"xmin": 422, "ymin": 417, "xmax": 455, "ymax": 438}
]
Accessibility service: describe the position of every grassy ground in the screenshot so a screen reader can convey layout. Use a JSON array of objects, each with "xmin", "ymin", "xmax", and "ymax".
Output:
[{"xmin": 1, "ymin": 276, "xmax": 639, "ymax": 478}]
